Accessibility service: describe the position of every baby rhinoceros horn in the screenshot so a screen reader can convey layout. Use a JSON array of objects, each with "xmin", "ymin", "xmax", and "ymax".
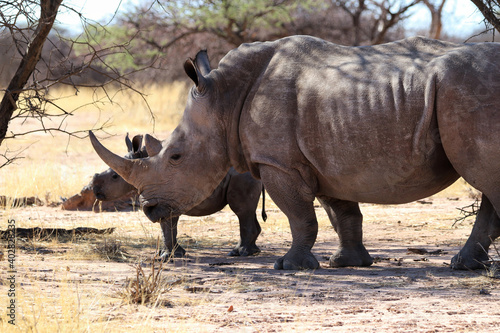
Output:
[{"xmin": 89, "ymin": 131, "xmax": 140, "ymax": 186}]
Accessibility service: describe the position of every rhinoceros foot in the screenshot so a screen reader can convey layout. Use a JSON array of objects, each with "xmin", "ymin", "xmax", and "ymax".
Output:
[
  {"xmin": 157, "ymin": 245, "xmax": 186, "ymax": 261},
  {"xmin": 274, "ymin": 249, "xmax": 319, "ymax": 270},
  {"xmin": 450, "ymin": 250, "xmax": 489, "ymax": 270},
  {"xmin": 229, "ymin": 244, "xmax": 261, "ymax": 257},
  {"xmin": 329, "ymin": 245, "xmax": 373, "ymax": 267}
]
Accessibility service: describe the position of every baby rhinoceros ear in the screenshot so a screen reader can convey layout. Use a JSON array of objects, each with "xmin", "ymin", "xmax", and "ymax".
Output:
[
  {"xmin": 131, "ymin": 135, "xmax": 143, "ymax": 154},
  {"xmin": 144, "ymin": 134, "xmax": 162, "ymax": 157},
  {"xmin": 125, "ymin": 132, "xmax": 133, "ymax": 152}
]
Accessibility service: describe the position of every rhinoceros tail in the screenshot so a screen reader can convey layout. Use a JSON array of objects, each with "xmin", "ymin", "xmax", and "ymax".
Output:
[{"xmin": 261, "ymin": 186, "xmax": 267, "ymax": 222}]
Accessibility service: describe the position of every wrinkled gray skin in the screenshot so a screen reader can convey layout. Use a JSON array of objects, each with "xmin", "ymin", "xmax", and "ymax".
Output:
[
  {"xmin": 91, "ymin": 36, "xmax": 500, "ymax": 270},
  {"xmin": 91, "ymin": 134, "xmax": 264, "ymax": 258}
]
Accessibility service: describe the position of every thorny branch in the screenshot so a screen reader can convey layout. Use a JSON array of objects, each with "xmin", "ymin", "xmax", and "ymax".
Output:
[
  {"xmin": 0, "ymin": 147, "xmax": 27, "ymax": 168},
  {"xmin": 470, "ymin": 0, "xmax": 500, "ymax": 35},
  {"xmin": 453, "ymin": 199, "xmax": 481, "ymax": 227}
]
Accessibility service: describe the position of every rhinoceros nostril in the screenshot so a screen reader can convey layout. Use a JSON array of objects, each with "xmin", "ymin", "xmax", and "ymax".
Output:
[{"xmin": 94, "ymin": 190, "xmax": 106, "ymax": 200}]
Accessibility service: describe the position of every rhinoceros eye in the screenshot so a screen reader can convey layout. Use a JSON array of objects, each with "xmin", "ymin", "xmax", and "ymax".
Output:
[
  {"xmin": 170, "ymin": 154, "xmax": 181, "ymax": 161},
  {"xmin": 112, "ymin": 173, "xmax": 119, "ymax": 180}
]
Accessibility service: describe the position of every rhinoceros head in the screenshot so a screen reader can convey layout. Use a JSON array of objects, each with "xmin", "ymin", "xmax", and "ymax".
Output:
[{"xmin": 90, "ymin": 51, "xmax": 231, "ymax": 222}]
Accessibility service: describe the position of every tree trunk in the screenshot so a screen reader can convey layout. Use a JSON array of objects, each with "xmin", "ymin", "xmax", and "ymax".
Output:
[
  {"xmin": 0, "ymin": 0, "xmax": 62, "ymax": 146},
  {"xmin": 352, "ymin": 0, "xmax": 366, "ymax": 46},
  {"xmin": 422, "ymin": 0, "xmax": 447, "ymax": 39},
  {"xmin": 429, "ymin": 10, "xmax": 443, "ymax": 39}
]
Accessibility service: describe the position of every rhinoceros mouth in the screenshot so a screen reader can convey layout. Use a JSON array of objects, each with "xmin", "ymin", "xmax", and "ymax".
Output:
[
  {"xmin": 141, "ymin": 199, "xmax": 180, "ymax": 222},
  {"xmin": 91, "ymin": 185, "xmax": 107, "ymax": 201}
]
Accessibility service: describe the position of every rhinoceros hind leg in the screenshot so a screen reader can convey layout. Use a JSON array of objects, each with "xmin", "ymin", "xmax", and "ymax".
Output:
[
  {"xmin": 329, "ymin": 245, "xmax": 373, "ymax": 267},
  {"xmin": 437, "ymin": 100, "xmax": 500, "ymax": 270},
  {"xmin": 226, "ymin": 174, "xmax": 262, "ymax": 257},
  {"xmin": 318, "ymin": 196, "xmax": 373, "ymax": 267},
  {"xmin": 227, "ymin": 214, "xmax": 261, "ymax": 256},
  {"xmin": 451, "ymin": 194, "xmax": 500, "ymax": 270}
]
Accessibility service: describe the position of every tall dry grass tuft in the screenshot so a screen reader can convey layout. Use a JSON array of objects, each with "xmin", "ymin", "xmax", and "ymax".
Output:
[
  {"xmin": 118, "ymin": 241, "xmax": 172, "ymax": 307},
  {"xmin": 94, "ymin": 236, "xmax": 130, "ymax": 261}
]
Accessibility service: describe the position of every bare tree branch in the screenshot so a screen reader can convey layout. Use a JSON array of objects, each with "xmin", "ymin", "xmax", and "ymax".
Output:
[
  {"xmin": 369, "ymin": 0, "xmax": 421, "ymax": 45},
  {"xmin": 335, "ymin": 0, "xmax": 420, "ymax": 45},
  {"xmin": 0, "ymin": 146, "xmax": 27, "ymax": 169},
  {"xmin": 470, "ymin": 0, "xmax": 500, "ymax": 34}
]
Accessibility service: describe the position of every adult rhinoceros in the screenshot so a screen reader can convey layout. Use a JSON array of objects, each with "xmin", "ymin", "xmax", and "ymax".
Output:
[{"xmin": 90, "ymin": 36, "xmax": 500, "ymax": 270}]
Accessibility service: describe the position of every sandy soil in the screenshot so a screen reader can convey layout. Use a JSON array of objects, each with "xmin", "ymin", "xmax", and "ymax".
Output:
[{"xmin": 1, "ymin": 195, "xmax": 500, "ymax": 332}]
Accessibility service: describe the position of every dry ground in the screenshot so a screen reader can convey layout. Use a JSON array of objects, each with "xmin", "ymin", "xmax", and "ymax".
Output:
[{"xmin": 1, "ymin": 191, "xmax": 500, "ymax": 332}]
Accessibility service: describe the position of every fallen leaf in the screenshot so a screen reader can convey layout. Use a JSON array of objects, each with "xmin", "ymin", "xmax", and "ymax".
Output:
[{"xmin": 227, "ymin": 305, "xmax": 234, "ymax": 312}]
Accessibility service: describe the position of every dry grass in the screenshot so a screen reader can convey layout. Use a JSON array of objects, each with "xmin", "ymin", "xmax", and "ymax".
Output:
[
  {"xmin": 1, "ymin": 82, "xmax": 189, "ymax": 203},
  {"xmin": 93, "ymin": 237, "xmax": 130, "ymax": 261}
]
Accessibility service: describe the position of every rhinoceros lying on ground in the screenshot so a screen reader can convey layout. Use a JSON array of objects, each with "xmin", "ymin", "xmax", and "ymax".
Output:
[
  {"xmin": 91, "ymin": 134, "xmax": 266, "ymax": 258},
  {"xmin": 91, "ymin": 35, "xmax": 500, "ymax": 270}
]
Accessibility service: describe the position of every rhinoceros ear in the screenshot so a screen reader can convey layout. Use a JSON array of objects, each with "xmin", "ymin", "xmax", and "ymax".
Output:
[
  {"xmin": 125, "ymin": 133, "xmax": 133, "ymax": 152},
  {"xmin": 184, "ymin": 57, "xmax": 208, "ymax": 93},
  {"xmin": 131, "ymin": 135, "xmax": 143, "ymax": 154},
  {"xmin": 144, "ymin": 134, "xmax": 162, "ymax": 157},
  {"xmin": 195, "ymin": 50, "xmax": 211, "ymax": 76}
]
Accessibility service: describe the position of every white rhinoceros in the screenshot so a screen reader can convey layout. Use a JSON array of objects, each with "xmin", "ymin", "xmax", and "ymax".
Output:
[{"xmin": 90, "ymin": 36, "xmax": 500, "ymax": 270}]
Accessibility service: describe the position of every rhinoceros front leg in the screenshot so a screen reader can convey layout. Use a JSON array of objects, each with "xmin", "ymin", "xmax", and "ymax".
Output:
[
  {"xmin": 317, "ymin": 196, "xmax": 373, "ymax": 267},
  {"xmin": 260, "ymin": 166, "xmax": 319, "ymax": 270},
  {"xmin": 158, "ymin": 217, "xmax": 186, "ymax": 260},
  {"xmin": 451, "ymin": 194, "xmax": 500, "ymax": 270}
]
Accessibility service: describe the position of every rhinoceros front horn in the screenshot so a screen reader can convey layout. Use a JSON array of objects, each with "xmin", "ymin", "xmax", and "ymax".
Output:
[{"xmin": 89, "ymin": 131, "xmax": 138, "ymax": 185}]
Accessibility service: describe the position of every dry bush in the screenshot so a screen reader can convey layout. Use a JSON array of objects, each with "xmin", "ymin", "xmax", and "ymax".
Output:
[
  {"xmin": 480, "ymin": 240, "xmax": 500, "ymax": 279},
  {"xmin": 118, "ymin": 241, "xmax": 172, "ymax": 306}
]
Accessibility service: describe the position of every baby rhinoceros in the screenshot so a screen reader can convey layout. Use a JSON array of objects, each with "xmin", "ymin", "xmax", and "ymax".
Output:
[{"xmin": 91, "ymin": 134, "xmax": 266, "ymax": 259}]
